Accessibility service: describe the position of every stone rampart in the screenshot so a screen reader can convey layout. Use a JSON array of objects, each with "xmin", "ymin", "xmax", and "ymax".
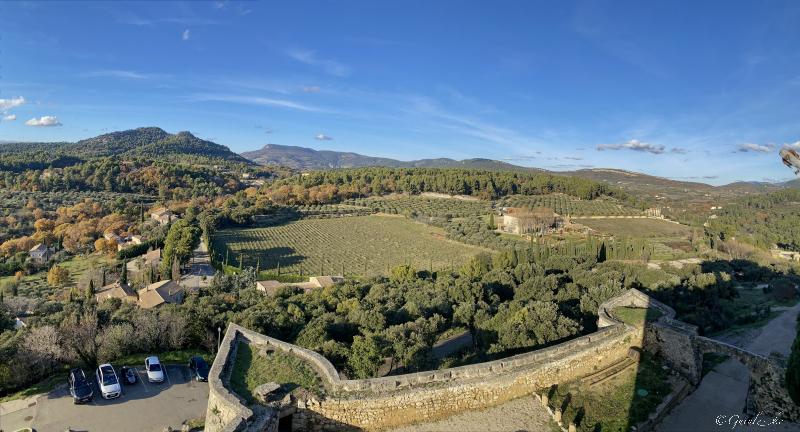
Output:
[{"xmin": 206, "ymin": 289, "xmax": 653, "ymax": 431}]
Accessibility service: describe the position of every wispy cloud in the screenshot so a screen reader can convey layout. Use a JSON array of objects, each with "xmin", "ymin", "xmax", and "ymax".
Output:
[
  {"xmin": 3, "ymin": 115, "xmax": 16, "ymax": 121},
  {"xmin": 80, "ymin": 70, "xmax": 166, "ymax": 79},
  {"xmin": 579, "ymin": 165, "xmax": 594, "ymax": 167},
  {"xmin": 0, "ymin": 96, "xmax": 26, "ymax": 111},
  {"xmin": 595, "ymin": 139, "xmax": 666, "ymax": 154},
  {"xmin": 254, "ymin": 125, "xmax": 262, "ymax": 129},
  {"xmin": 183, "ymin": 29, "xmax": 190, "ymax": 41},
  {"xmin": 235, "ymin": 4, "xmax": 252, "ymax": 15},
  {"xmin": 731, "ymin": 143, "xmax": 774, "ymax": 153},
  {"xmin": 564, "ymin": 156, "xmax": 583, "ymax": 160},
  {"xmin": 265, "ymin": 129, "xmax": 274, "ymax": 134},
  {"xmin": 298, "ymin": 86, "xmax": 320, "ymax": 93},
  {"xmin": 25, "ymin": 116, "xmax": 61, "ymax": 127},
  {"xmin": 314, "ymin": 135, "xmax": 332, "ymax": 140},
  {"xmin": 192, "ymin": 94, "xmax": 326, "ymax": 112},
  {"xmin": 286, "ymin": 49, "xmax": 350, "ymax": 77},
  {"xmin": 669, "ymin": 147, "xmax": 687, "ymax": 154},
  {"xmin": 703, "ymin": 175, "xmax": 719, "ymax": 179},
  {"xmin": 502, "ymin": 155, "xmax": 536, "ymax": 161}
]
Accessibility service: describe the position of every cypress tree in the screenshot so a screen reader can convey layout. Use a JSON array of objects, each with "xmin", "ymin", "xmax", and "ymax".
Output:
[
  {"xmin": 277, "ymin": 261, "xmax": 281, "ymax": 276},
  {"xmin": 121, "ymin": 260, "xmax": 128, "ymax": 284},
  {"xmin": 87, "ymin": 279, "xmax": 95, "ymax": 298},
  {"xmin": 342, "ymin": 262, "xmax": 345, "ymax": 277},
  {"xmin": 238, "ymin": 254, "xmax": 243, "ymax": 270},
  {"xmin": 225, "ymin": 249, "xmax": 229, "ymax": 267},
  {"xmin": 489, "ymin": 213, "xmax": 495, "ymax": 229},
  {"xmin": 102, "ymin": 269, "xmax": 106, "ymax": 286},
  {"xmin": 364, "ymin": 260, "xmax": 367, "ymax": 275}
]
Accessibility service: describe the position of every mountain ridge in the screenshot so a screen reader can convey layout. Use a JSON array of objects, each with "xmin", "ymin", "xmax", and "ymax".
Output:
[{"xmin": 0, "ymin": 127, "xmax": 251, "ymax": 164}]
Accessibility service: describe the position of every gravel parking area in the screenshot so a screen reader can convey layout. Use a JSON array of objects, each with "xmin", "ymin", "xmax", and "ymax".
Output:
[{"xmin": 1, "ymin": 365, "xmax": 208, "ymax": 432}]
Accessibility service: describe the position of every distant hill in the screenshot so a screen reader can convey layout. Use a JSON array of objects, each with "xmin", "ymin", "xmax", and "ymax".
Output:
[
  {"xmin": 241, "ymin": 144, "xmax": 553, "ymax": 173},
  {"xmin": 241, "ymin": 144, "xmax": 794, "ymax": 199},
  {"xmin": 0, "ymin": 127, "xmax": 251, "ymax": 164}
]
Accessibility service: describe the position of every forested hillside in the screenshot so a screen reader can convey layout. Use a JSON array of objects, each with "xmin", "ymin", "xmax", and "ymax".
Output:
[
  {"xmin": 707, "ymin": 188, "xmax": 800, "ymax": 250},
  {"xmin": 0, "ymin": 127, "xmax": 250, "ymax": 165},
  {"xmin": 269, "ymin": 167, "xmax": 629, "ymax": 201}
]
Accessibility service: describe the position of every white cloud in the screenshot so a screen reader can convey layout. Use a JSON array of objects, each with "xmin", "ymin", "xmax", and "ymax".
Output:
[
  {"xmin": 564, "ymin": 156, "xmax": 583, "ymax": 160},
  {"xmin": 80, "ymin": 70, "xmax": 163, "ymax": 79},
  {"xmin": 193, "ymin": 94, "xmax": 325, "ymax": 112},
  {"xmin": 783, "ymin": 141, "xmax": 800, "ymax": 150},
  {"xmin": 594, "ymin": 139, "xmax": 666, "ymax": 154},
  {"xmin": 286, "ymin": 49, "xmax": 350, "ymax": 77},
  {"xmin": 3, "ymin": 115, "xmax": 16, "ymax": 121},
  {"xmin": 0, "ymin": 96, "xmax": 26, "ymax": 111},
  {"xmin": 24, "ymin": 116, "xmax": 62, "ymax": 127},
  {"xmin": 183, "ymin": 29, "xmax": 190, "ymax": 41},
  {"xmin": 314, "ymin": 135, "xmax": 332, "ymax": 140},
  {"xmin": 732, "ymin": 143, "xmax": 774, "ymax": 153},
  {"xmin": 299, "ymin": 86, "xmax": 320, "ymax": 93}
]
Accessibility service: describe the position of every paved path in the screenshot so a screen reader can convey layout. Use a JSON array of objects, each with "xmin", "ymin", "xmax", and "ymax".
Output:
[
  {"xmin": 657, "ymin": 301, "xmax": 800, "ymax": 432},
  {"xmin": 432, "ymin": 330, "xmax": 472, "ymax": 359},
  {"xmin": 1, "ymin": 365, "xmax": 207, "ymax": 432},
  {"xmin": 181, "ymin": 238, "xmax": 215, "ymax": 293}
]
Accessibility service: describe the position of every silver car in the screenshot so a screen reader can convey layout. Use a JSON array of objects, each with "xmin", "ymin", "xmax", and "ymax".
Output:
[
  {"xmin": 95, "ymin": 364, "xmax": 121, "ymax": 399},
  {"xmin": 145, "ymin": 356, "xmax": 164, "ymax": 383}
]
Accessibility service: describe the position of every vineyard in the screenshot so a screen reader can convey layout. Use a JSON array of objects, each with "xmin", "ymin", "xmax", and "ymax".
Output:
[
  {"xmin": 499, "ymin": 195, "xmax": 641, "ymax": 216},
  {"xmin": 211, "ymin": 215, "xmax": 486, "ymax": 276},
  {"xmin": 344, "ymin": 196, "xmax": 491, "ymax": 218}
]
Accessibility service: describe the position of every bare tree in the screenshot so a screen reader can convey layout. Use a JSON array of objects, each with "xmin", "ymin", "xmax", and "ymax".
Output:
[
  {"xmin": 721, "ymin": 241, "xmax": 755, "ymax": 260},
  {"xmin": 59, "ymin": 311, "xmax": 104, "ymax": 369},
  {"xmin": 532, "ymin": 207, "xmax": 555, "ymax": 236},
  {"xmin": 14, "ymin": 325, "xmax": 63, "ymax": 382},
  {"xmin": 3, "ymin": 297, "xmax": 39, "ymax": 317}
]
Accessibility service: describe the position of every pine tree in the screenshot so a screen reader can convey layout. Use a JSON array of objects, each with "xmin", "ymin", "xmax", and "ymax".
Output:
[
  {"xmin": 121, "ymin": 260, "xmax": 128, "ymax": 284},
  {"xmin": 86, "ymin": 279, "xmax": 95, "ymax": 298}
]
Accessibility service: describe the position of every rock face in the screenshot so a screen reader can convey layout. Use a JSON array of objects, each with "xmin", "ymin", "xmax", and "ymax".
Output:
[{"xmin": 254, "ymin": 382, "xmax": 281, "ymax": 403}]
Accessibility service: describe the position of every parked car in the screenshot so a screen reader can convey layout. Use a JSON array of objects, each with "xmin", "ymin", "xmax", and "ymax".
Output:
[
  {"xmin": 188, "ymin": 356, "xmax": 210, "ymax": 382},
  {"xmin": 95, "ymin": 364, "xmax": 121, "ymax": 399},
  {"xmin": 68, "ymin": 368, "xmax": 93, "ymax": 404},
  {"xmin": 145, "ymin": 356, "xmax": 164, "ymax": 383}
]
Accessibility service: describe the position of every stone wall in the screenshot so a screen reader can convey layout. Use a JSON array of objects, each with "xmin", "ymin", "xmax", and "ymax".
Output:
[{"xmin": 207, "ymin": 289, "xmax": 654, "ymax": 431}]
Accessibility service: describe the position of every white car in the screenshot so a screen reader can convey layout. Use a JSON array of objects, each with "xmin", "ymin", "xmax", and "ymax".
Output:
[
  {"xmin": 95, "ymin": 364, "xmax": 121, "ymax": 399},
  {"xmin": 145, "ymin": 356, "xmax": 164, "ymax": 383}
]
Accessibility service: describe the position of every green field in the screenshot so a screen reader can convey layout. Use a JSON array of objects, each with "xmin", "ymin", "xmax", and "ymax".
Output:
[
  {"xmin": 230, "ymin": 344, "xmax": 321, "ymax": 404},
  {"xmin": 212, "ymin": 215, "xmax": 487, "ymax": 276},
  {"xmin": 575, "ymin": 217, "xmax": 691, "ymax": 238},
  {"xmin": 0, "ymin": 254, "xmax": 117, "ymax": 300}
]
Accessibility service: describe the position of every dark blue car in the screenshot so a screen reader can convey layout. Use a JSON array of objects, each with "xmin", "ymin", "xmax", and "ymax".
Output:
[
  {"xmin": 68, "ymin": 368, "xmax": 93, "ymax": 404},
  {"xmin": 188, "ymin": 356, "xmax": 210, "ymax": 382}
]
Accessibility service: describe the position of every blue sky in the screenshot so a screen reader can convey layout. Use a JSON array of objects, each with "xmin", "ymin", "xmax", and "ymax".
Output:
[{"xmin": 1, "ymin": 1, "xmax": 798, "ymax": 185}]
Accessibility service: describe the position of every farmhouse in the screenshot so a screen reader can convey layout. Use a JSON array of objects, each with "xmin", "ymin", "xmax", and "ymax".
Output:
[
  {"xmin": 256, "ymin": 276, "xmax": 344, "ymax": 296},
  {"xmin": 770, "ymin": 249, "xmax": 800, "ymax": 261},
  {"xmin": 138, "ymin": 279, "xmax": 183, "ymax": 308},
  {"xmin": 150, "ymin": 207, "xmax": 178, "ymax": 225},
  {"xmin": 28, "ymin": 244, "xmax": 54, "ymax": 264},
  {"xmin": 94, "ymin": 282, "xmax": 138, "ymax": 304}
]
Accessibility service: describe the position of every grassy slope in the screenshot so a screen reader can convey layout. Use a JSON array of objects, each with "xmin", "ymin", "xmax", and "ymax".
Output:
[
  {"xmin": 229, "ymin": 344, "xmax": 320, "ymax": 404},
  {"xmin": 574, "ymin": 217, "xmax": 691, "ymax": 238}
]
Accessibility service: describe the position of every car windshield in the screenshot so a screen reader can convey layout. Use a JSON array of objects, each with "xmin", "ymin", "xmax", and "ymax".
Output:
[
  {"xmin": 149, "ymin": 363, "xmax": 161, "ymax": 372},
  {"xmin": 196, "ymin": 360, "xmax": 209, "ymax": 370},
  {"xmin": 100, "ymin": 368, "xmax": 117, "ymax": 386}
]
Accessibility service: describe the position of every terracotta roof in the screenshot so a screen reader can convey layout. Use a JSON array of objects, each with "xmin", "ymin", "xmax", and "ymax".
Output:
[
  {"xmin": 144, "ymin": 248, "xmax": 162, "ymax": 264},
  {"xmin": 256, "ymin": 280, "xmax": 283, "ymax": 296},
  {"xmin": 137, "ymin": 280, "xmax": 183, "ymax": 308},
  {"xmin": 94, "ymin": 282, "xmax": 137, "ymax": 303}
]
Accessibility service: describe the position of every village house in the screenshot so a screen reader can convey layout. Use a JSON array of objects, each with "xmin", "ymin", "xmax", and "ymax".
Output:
[
  {"xmin": 256, "ymin": 276, "xmax": 344, "ymax": 296},
  {"xmin": 130, "ymin": 235, "xmax": 146, "ymax": 245},
  {"xmin": 150, "ymin": 207, "xmax": 178, "ymax": 226},
  {"xmin": 28, "ymin": 244, "xmax": 54, "ymax": 264},
  {"xmin": 138, "ymin": 280, "xmax": 183, "ymax": 308},
  {"xmin": 770, "ymin": 249, "xmax": 800, "ymax": 261},
  {"xmin": 94, "ymin": 282, "xmax": 138, "ymax": 304}
]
